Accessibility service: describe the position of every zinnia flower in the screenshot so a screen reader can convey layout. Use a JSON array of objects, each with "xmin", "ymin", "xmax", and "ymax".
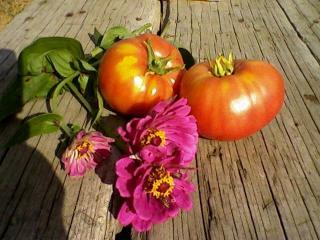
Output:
[
  {"xmin": 62, "ymin": 130, "xmax": 114, "ymax": 176},
  {"xmin": 118, "ymin": 98, "xmax": 198, "ymax": 166},
  {"xmin": 116, "ymin": 147, "xmax": 195, "ymax": 232}
]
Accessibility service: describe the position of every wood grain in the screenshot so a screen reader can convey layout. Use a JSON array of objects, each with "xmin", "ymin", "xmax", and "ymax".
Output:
[
  {"xmin": 0, "ymin": 0, "xmax": 160, "ymax": 239},
  {"xmin": 0, "ymin": 0, "xmax": 319, "ymax": 239},
  {"xmin": 135, "ymin": 0, "xmax": 320, "ymax": 239}
]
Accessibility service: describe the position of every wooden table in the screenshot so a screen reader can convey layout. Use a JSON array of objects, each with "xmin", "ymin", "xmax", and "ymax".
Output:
[{"xmin": 1, "ymin": 0, "xmax": 320, "ymax": 239}]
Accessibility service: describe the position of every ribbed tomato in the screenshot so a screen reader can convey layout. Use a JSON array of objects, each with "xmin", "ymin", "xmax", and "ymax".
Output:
[
  {"xmin": 180, "ymin": 55, "xmax": 285, "ymax": 140},
  {"xmin": 99, "ymin": 33, "xmax": 184, "ymax": 115}
]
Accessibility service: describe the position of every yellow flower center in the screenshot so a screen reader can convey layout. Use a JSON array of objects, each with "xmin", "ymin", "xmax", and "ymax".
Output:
[
  {"xmin": 144, "ymin": 166, "xmax": 174, "ymax": 201},
  {"xmin": 141, "ymin": 129, "xmax": 166, "ymax": 147},
  {"xmin": 76, "ymin": 139, "xmax": 94, "ymax": 158}
]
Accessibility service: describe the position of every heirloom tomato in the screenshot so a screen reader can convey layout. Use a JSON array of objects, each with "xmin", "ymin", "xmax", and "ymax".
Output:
[
  {"xmin": 98, "ymin": 33, "xmax": 184, "ymax": 115},
  {"xmin": 180, "ymin": 54, "xmax": 285, "ymax": 140}
]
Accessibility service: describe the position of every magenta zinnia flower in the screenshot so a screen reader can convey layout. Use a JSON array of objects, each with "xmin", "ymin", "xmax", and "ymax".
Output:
[
  {"xmin": 118, "ymin": 98, "xmax": 198, "ymax": 166},
  {"xmin": 62, "ymin": 130, "xmax": 114, "ymax": 177},
  {"xmin": 116, "ymin": 147, "xmax": 195, "ymax": 232}
]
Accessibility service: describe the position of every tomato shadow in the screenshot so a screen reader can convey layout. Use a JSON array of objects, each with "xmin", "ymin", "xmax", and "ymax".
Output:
[{"xmin": 0, "ymin": 49, "xmax": 67, "ymax": 239}]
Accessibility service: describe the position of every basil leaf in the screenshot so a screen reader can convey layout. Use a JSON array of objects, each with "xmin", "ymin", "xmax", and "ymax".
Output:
[
  {"xmin": 69, "ymin": 123, "xmax": 81, "ymax": 137},
  {"xmin": 92, "ymin": 85, "xmax": 104, "ymax": 125},
  {"xmin": 19, "ymin": 37, "xmax": 84, "ymax": 76},
  {"xmin": 77, "ymin": 73, "xmax": 89, "ymax": 94},
  {"xmin": 0, "ymin": 37, "xmax": 85, "ymax": 122},
  {"xmin": 100, "ymin": 26, "xmax": 133, "ymax": 49},
  {"xmin": 46, "ymin": 49, "xmax": 76, "ymax": 78},
  {"xmin": 0, "ymin": 73, "xmax": 58, "ymax": 122},
  {"xmin": 89, "ymin": 28, "xmax": 103, "ymax": 46},
  {"xmin": 2, "ymin": 113, "xmax": 63, "ymax": 148},
  {"xmin": 90, "ymin": 47, "xmax": 104, "ymax": 59},
  {"xmin": 50, "ymin": 71, "xmax": 79, "ymax": 112},
  {"xmin": 79, "ymin": 59, "xmax": 96, "ymax": 72}
]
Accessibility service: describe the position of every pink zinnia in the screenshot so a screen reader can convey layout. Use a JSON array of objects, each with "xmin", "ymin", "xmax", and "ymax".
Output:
[
  {"xmin": 118, "ymin": 98, "xmax": 198, "ymax": 166},
  {"xmin": 62, "ymin": 130, "xmax": 114, "ymax": 177},
  {"xmin": 116, "ymin": 147, "xmax": 195, "ymax": 232}
]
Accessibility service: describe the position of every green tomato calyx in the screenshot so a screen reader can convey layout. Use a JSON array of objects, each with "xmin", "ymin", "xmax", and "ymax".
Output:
[
  {"xmin": 144, "ymin": 40, "xmax": 181, "ymax": 75},
  {"xmin": 209, "ymin": 53, "xmax": 235, "ymax": 77}
]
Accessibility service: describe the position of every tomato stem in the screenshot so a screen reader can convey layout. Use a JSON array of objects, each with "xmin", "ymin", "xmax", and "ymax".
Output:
[
  {"xmin": 132, "ymin": 23, "xmax": 152, "ymax": 36},
  {"xmin": 210, "ymin": 53, "xmax": 235, "ymax": 77},
  {"xmin": 144, "ymin": 40, "xmax": 182, "ymax": 75}
]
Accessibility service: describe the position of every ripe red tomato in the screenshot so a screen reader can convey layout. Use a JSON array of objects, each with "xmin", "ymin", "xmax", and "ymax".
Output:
[
  {"xmin": 180, "ymin": 56, "xmax": 285, "ymax": 140},
  {"xmin": 98, "ymin": 33, "xmax": 184, "ymax": 115}
]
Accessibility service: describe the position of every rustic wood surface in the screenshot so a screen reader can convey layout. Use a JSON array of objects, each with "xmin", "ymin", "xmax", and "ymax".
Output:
[{"xmin": 0, "ymin": 0, "xmax": 319, "ymax": 239}]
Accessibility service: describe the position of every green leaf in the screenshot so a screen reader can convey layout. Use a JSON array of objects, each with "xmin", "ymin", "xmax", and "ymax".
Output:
[
  {"xmin": 90, "ymin": 47, "xmax": 104, "ymax": 58},
  {"xmin": 79, "ymin": 59, "xmax": 96, "ymax": 72},
  {"xmin": 178, "ymin": 48, "xmax": 195, "ymax": 69},
  {"xmin": 66, "ymin": 82, "xmax": 94, "ymax": 115},
  {"xmin": 0, "ymin": 73, "xmax": 58, "ymax": 122},
  {"xmin": 19, "ymin": 37, "xmax": 85, "ymax": 76},
  {"xmin": 100, "ymin": 26, "xmax": 133, "ymax": 49},
  {"xmin": 132, "ymin": 23, "xmax": 152, "ymax": 36},
  {"xmin": 92, "ymin": 86, "xmax": 104, "ymax": 125},
  {"xmin": 46, "ymin": 49, "xmax": 76, "ymax": 77},
  {"xmin": 50, "ymin": 71, "xmax": 79, "ymax": 112},
  {"xmin": 69, "ymin": 123, "xmax": 81, "ymax": 137},
  {"xmin": 0, "ymin": 37, "xmax": 86, "ymax": 122},
  {"xmin": 77, "ymin": 74, "xmax": 89, "ymax": 93},
  {"xmin": 89, "ymin": 28, "xmax": 103, "ymax": 46},
  {"xmin": 2, "ymin": 113, "xmax": 63, "ymax": 148}
]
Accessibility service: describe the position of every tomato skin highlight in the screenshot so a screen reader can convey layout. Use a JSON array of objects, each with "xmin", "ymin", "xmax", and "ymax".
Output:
[
  {"xmin": 98, "ymin": 33, "xmax": 184, "ymax": 115},
  {"xmin": 180, "ymin": 60, "xmax": 285, "ymax": 140}
]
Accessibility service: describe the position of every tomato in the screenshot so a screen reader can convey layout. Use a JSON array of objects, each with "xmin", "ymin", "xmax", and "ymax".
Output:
[
  {"xmin": 98, "ymin": 33, "xmax": 184, "ymax": 115},
  {"xmin": 180, "ymin": 55, "xmax": 285, "ymax": 140}
]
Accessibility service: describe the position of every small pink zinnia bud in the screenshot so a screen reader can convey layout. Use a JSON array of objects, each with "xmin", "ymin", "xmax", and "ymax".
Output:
[{"xmin": 62, "ymin": 130, "xmax": 114, "ymax": 177}]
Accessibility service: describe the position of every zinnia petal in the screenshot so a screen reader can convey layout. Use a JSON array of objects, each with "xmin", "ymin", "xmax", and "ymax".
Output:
[
  {"xmin": 116, "ymin": 177, "xmax": 135, "ymax": 198},
  {"xmin": 133, "ymin": 184, "xmax": 153, "ymax": 220},
  {"xmin": 132, "ymin": 217, "xmax": 152, "ymax": 232},
  {"xmin": 172, "ymin": 178, "xmax": 195, "ymax": 211},
  {"xmin": 115, "ymin": 97, "xmax": 198, "ymax": 232},
  {"xmin": 118, "ymin": 202, "xmax": 135, "ymax": 226},
  {"xmin": 118, "ymin": 97, "xmax": 198, "ymax": 166},
  {"xmin": 116, "ymin": 157, "xmax": 137, "ymax": 178},
  {"xmin": 61, "ymin": 130, "xmax": 114, "ymax": 177}
]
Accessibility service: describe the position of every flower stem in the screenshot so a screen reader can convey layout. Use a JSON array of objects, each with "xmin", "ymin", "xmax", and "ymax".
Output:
[
  {"xmin": 59, "ymin": 122, "xmax": 72, "ymax": 138},
  {"xmin": 67, "ymin": 82, "xmax": 94, "ymax": 115}
]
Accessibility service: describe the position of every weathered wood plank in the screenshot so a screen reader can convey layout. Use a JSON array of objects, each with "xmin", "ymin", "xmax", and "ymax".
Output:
[
  {"xmin": 1, "ymin": 0, "xmax": 320, "ymax": 239},
  {"xmin": 135, "ymin": 0, "xmax": 320, "ymax": 239},
  {"xmin": 273, "ymin": 0, "xmax": 320, "ymax": 62},
  {"xmin": 0, "ymin": 0, "xmax": 161, "ymax": 240}
]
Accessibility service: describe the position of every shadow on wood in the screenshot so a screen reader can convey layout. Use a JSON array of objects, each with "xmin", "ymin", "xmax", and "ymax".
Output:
[
  {"xmin": 0, "ymin": 143, "xmax": 67, "ymax": 239},
  {"xmin": 0, "ymin": 48, "xmax": 66, "ymax": 239}
]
